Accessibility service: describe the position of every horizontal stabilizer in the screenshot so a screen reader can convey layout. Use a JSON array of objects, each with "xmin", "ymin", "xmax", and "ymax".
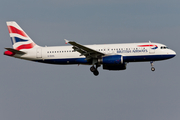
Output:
[{"xmin": 5, "ymin": 48, "xmax": 26, "ymax": 54}]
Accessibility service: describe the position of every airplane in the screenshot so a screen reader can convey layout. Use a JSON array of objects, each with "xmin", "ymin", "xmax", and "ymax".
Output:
[{"xmin": 4, "ymin": 21, "xmax": 176, "ymax": 76}]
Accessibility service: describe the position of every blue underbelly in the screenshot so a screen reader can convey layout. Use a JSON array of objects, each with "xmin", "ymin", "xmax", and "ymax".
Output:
[
  {"xmin": 34, "ymin": 54, "xmax": 175, "ymax": 64},
  {"xmin": 123, "ymin": 55, "xmax": 175, "ymax": 62}
]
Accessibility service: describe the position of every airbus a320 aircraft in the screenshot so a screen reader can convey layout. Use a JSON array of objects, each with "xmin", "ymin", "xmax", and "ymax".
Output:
[{"xmin": 4, "ymin": 21, "xmax": 176, "ymax": 76}]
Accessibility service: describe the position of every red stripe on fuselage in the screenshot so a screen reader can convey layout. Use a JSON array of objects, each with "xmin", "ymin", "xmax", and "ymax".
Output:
[
  {"xmin": 8, "ymin": 26, "xmax": 27, "ymax": 37},
  {"xmin": 138, "ymin": 45, "xmax": 157, "ymax": 47},
  {"xmin": 15, "ymin": 43, "xmax": 35, "ymax": 50}
]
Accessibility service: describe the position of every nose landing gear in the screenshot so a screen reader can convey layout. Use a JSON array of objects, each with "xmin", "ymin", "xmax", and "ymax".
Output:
[{"xmin": 150, "ymin": 61, "xmax": 155, "ymax": 71}]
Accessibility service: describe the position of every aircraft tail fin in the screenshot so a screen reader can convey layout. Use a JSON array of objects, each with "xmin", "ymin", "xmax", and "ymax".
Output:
[{"xmin": 6, "ymin": 21, "xmax": 39, "ymax": 50}]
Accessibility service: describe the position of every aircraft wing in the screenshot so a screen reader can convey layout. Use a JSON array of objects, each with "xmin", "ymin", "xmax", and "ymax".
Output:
[{"xmin": 64, "ymin": 39, "xmax": 105, "ymax": 59}]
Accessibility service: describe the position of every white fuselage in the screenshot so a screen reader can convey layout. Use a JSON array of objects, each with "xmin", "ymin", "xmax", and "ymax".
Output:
[{"xmin": 14, "ymin": 42, "xmax": 176, "ymax": 65}]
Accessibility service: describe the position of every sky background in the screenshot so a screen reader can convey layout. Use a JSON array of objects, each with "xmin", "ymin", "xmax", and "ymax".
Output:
[{"xmin": 0, "ymin": 0, "xmax": 180, "ymax": 120}]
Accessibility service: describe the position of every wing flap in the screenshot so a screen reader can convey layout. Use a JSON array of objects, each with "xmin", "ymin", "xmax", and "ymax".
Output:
[{"xmin": 64, "ymin": 39, "xmax": 105, "ymax": 59}]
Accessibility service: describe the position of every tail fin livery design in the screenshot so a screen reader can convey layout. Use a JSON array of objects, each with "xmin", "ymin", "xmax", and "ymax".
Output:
[{"xmin": 6, "ymin": 21, "xmax": 38, "ymax": 50}]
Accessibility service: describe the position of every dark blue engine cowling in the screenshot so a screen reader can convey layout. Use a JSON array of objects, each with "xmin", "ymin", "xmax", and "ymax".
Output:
[
  {"xmin": 103, "ymin": 63, "xmax": 126, "ymax": 70},
  {"xmin": 102, "ymin": 55, "xmax": 123, "ymax": 64}
]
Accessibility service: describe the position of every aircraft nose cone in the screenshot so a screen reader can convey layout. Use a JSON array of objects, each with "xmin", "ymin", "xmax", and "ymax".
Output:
[
  {"xmin": 172, "ymin": 50, "xmax": 176, "ymax": 55},
  {"xmin": 169, "ymin": 50, "xmax": 176, "ymax": 58}
]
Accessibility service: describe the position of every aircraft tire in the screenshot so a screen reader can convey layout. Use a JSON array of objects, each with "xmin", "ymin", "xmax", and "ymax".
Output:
[
  {"xmin": 151, "ymin": 67, "xmax": 155, "ymax": 71},
  {"xmin": 93, "ymin": 70, "xmax": 99, "ymax": 76},
  {"xmin": 90, "ymin": 66, "xmax": 96, "ymax": 72}
]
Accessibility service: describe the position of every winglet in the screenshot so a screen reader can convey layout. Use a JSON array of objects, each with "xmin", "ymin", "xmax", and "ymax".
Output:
[{"xmin": 64, "ymin": 39, "xmax": 69, "ymax": 44}]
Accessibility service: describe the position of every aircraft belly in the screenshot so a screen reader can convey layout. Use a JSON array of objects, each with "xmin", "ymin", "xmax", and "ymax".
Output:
[
  {"xmin": 123, "ymin": 54, "xmax": 176, "ymax": 62},
  {"xmin": 34, "ymin": 57, "xmax": 90, "ymax": 65}
]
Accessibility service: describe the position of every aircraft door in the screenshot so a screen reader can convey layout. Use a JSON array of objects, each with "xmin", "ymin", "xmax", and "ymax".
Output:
[
  {"xmin": 149, "ymin": 45, "xmax": 155, "ymax": 54},
  {"xmin": 36, "ymin": 48, "xmax": 42, "ymax": 58}
]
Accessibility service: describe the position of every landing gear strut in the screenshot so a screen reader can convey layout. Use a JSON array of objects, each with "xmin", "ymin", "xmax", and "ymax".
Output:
[
  {"xmin": 150, "ymin": 61, "xmax": 155, "ymax": 71},
  {"xmin": 90, "ymin": 65, "xmax": 100, "ymax": 76}
]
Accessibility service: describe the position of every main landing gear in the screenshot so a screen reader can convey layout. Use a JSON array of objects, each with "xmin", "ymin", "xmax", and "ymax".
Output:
[
  {"xmin": 90, "ymin": 65, "xmax": 100, "ymax": 76},
  {"xmin": 150, "ymin": 61, "xmax": 155, "ymax": 71}
]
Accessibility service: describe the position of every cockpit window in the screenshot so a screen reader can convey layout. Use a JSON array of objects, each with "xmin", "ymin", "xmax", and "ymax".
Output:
[{"xmin": 161, "ymin": 46, "xmax": 168, "ymax": 49}]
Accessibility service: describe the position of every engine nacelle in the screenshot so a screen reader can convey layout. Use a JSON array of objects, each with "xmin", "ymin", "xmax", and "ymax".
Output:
[
  {"xmin": 99, "ymin": 55, "xmax": 123, "ymax": 64},
  {"xmin": 103, "ymin": 63, "xmax": 127, "ymax": 70}
]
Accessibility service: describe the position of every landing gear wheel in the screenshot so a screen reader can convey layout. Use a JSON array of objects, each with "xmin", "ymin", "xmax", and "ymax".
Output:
[
  {"xmin": 151, "ymin": 67, "xmax": 155, "ymax": 71},
  {"xmin": 150, "ymin": 61, "xmax": 155, "ymax": 72},
  {"xmin": 93, "ymin": 70, "xmax": 99, "ymax": 76},
  {"xmin": 90, "ymin": 66, "xmax": 96, "ymax": 72},
  {"xmin": 90, "ymin": 63, "xmax": 100, "ymax": 76}
]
